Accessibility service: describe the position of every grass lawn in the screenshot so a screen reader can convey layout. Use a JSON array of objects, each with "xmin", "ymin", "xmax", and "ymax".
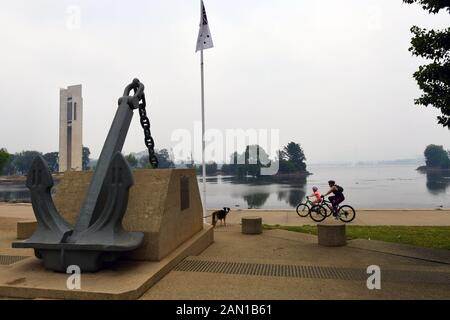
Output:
[{"xmin": 263, "ymin": 224, "xmax": 450, "ymax": 250}]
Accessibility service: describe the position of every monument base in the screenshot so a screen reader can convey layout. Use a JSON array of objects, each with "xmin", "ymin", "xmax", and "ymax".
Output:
[
  {"xmin": 0, "ymin": 225, "xmax": 213, "ymax": 300},
  {"xmin": 53, "ymin": 169, "xmax": 204, "ymax": 262}
]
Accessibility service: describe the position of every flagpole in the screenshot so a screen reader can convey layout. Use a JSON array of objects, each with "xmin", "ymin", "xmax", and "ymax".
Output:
[{"xmin": 201, "ymin": 49, "xmax": 207, "ymax": 223}]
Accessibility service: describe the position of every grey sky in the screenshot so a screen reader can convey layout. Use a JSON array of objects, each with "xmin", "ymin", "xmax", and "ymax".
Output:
[{"xmin": 0, "ymin": 0, "xmax": 448, "ymax": 163}]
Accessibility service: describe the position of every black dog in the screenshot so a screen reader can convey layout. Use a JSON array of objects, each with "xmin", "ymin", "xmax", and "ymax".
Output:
[{"xmin": 212, "ymin": 207, "xmax": 231, "ymax": 227}]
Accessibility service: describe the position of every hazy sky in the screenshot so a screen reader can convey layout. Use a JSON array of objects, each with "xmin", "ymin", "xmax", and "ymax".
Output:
[{"xmin": 0, "ymin": 0, "xmax": 448, "ymax": 164}]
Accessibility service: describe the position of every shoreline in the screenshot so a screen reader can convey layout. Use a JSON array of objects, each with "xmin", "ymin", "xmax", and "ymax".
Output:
[
  {"xmin": 208, "ymin": 208, "xmax": 450, "ymax": 211},
  {"xmin": 1, "ymin": 203, "xmax": 449, "ymax": 226},
  {"xmin": 1, "ymin": 202, "xmax": 449, "ymax": 211}
]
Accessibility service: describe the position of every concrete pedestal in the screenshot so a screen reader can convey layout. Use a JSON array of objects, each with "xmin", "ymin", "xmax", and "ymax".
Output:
[
  {"xmin": 4, "ymin": 168, "xmax": 214, "ymax": 299},
  {"xmin": 52, "ymin": 169, "xmax": 208, "ymax": 261},
  {"xmin": 242, "ymin": 216, "xmax": 262, "ymax": 235},
  {"xmin": 0, "ymin": 225, "xmax": 214, "ymax": 300},
  {"xmin": 318, "ymin": 220, "xmax": 346, "ymax": 247},
  {"xmin": 17, "ymin": 220, "xmax": 37, "ymax": 240}
]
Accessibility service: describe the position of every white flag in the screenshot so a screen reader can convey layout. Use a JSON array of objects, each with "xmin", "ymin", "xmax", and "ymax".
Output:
[{"xmin": 196, "ymin": 1, "xmax": 214, "ymax": 52}]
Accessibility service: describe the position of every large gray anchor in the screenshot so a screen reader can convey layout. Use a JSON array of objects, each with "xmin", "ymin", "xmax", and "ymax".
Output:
[{"xmin": 13, "ymin": 79, "xmax": 157, "ymax": 272}]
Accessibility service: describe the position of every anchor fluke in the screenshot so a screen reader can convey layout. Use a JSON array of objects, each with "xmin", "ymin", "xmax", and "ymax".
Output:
[{"xmin": 15, "ymin": 156, "xmax": 72, "ymax": 246}]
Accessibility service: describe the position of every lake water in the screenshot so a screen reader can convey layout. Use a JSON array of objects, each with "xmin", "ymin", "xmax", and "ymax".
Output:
[
  {"xmin": 1, "ymin": 164, "xmax": 449, "ymax": 209},
  {"xmin": 202, "ymin": 164, "xmax": 450, "ymax": 209}
]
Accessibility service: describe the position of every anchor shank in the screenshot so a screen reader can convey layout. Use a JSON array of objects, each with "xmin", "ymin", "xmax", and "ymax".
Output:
[{"xmin": 73, "ymin": 101, "xmax": 133, "ymax": 235}]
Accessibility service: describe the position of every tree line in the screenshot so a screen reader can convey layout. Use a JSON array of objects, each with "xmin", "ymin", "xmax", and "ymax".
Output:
[
  {"xmin": 0, "ymin": 142, "xmax": 305, "ymax": 177},
  {"xmin": 0, "ymin": 147, "xmax": 178, "ymax": 176},
  {"xmin": 0, "ymin": 147, "xmax": 91, "ymax": 175},
  {"xmin": 124, "ymin": 141, "xmax": 307, "ymax": 178},
  {"xmin": 124, "ymin": 149, "xmax": 175, "ymax": 169}
]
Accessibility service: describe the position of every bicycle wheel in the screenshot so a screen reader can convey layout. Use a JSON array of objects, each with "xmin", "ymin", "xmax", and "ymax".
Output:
[
  {"xmin": 296, "ymin": 203, "xmax": 310, "ymax": 217},
  {"xmin": 323, "ymin": 205, "xmax": 333, "ymax": 217},
  {"xmin": 339, "ymin": 205, "xmax": 356, "ymax": 223},
  {"xmin": 310, "ymin": 205, "xmax": 327, "ymax": 222}
]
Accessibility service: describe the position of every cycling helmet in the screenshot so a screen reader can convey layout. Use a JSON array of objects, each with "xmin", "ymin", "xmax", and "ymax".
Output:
[{"xmin": 312, "ymin": 186, "xmax": 318, "ymax": 192}]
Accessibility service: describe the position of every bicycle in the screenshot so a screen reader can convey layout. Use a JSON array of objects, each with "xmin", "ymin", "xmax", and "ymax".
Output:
[
  {"xmin": 295, "ymin": 196, "xmax": 316, "ymax": 217},
  {"xmin": 309, "ymin": 196, "xmax": 356, "ymax": 223},
  {"xmin": 296, "ymin": 196, "xmax": 327, "ymax": 222}
]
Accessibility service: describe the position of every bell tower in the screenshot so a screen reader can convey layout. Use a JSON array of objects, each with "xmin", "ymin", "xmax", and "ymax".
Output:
[{"xmin": 59, "ymin": 85, "xmax": 83, "ymax": 172}]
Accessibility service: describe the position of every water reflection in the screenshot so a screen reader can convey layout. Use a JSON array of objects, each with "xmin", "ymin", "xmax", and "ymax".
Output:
[
  {"xmin": 200, "ymin": 175, "xmax": 308, "ymax": 209},
  {"xmin": 0, "ymin": 182, "xmax": 30, "ymax": 203},
  {"xmin": 3, "ymin": 166, "xmax": 448, "ymax": 209},
  {"xmin": 243, "ymin": 193, "xmax": 271, "ymax": 209},
  {"xmin": 277, "ymin": 188, "xmax": 306, "ymax": 208},
  {"xmin": 235, "ymin": 176, "xmax": 307, "ymax": 208},
  {"xmin": 425, "ymin": 171, "xmax": 450, "ymax": 195},
  {"xmin": 0, "ymin": 178, "xmax": 61, "ymax": 203}
]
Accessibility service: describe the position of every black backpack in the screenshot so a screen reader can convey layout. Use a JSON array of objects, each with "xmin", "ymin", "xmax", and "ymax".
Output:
[{"xmin": 336, "ymin": 185, "xmax": 344, "ymax": 193}]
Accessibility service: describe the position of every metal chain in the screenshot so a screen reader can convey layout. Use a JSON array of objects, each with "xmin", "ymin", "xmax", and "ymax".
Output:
[{"xmin": 137, "ymin": 93, "xmax": 159, "ymax": 169}]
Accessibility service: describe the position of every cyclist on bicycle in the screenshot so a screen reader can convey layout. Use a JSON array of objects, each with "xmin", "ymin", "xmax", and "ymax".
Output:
[
  {"xmin": 308, "ymin": 186, "xmax": 322, "ymax": 205},
  {"xmin": 323, "ymin": 180, "xmax": 345, "ymax": 219}
]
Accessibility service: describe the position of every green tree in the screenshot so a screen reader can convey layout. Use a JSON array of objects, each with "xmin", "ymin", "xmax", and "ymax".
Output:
[
  {"xmin": 157, "ymin": 149, "xmax": 175, "ymax": 169},
  {"xmin": 139, "ymin": 149, "xmax": 174, "ymax": 169},
  {"xmin": 404, "ymin": 0, "xmax": 450, "ymax": 13},
  {"xmin": 82, "ymin": 146, "xmax": 91, "ymax": 171},
  {"xmin": 278, "ymin": 159, "xmax": 297, "ymax": 174},
  {"xmin": 196, "ymin": 162, "xmax": 218, "ymax": 175},
  {"xmin": 280, "ymin": 142, "xmax": 307, "ymax": 172},
  {"xmin": 43, "ymin": 152, "xmax": 59, "ymax": 173},
  {"xmin": 10, "ymin": 151, "xmax": 42, "ymax": 175},
  {"xmin": 125, "ymin": 154, "xmax": 138, "ymax": 168},
  {"xmin": 424, "ymin": 144, "xmax": 450, "ymax": 168},
  {"xmin": 207, "ymin": 162, "xmax": 218, "ymax": 175},
  {"xmin": 240, "ymin": 145, "xmax": 270, "ymax": 177},
  {"xmin": 0, "ymin": 148, "xmax": 10, "ymax": 175},
  {"xmin": 221, "ymin": 152, "xmax": 239, "ymax": 176},
  {"xmin": 3, "ymin": 154, "xmax": 15, "ymax": 175},
  {"xmin": 139, "ymin": 154, "xmax": 149, "ymax": 168},
  {"xmin": 404, "ymin": 1, "xmax": 450, "ymax": 128}
]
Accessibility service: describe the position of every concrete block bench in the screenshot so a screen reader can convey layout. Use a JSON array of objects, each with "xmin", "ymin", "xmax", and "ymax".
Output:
[
  {"xmin": 17, "ymin": 220, "xmax": 38, "ymax": 240},
  {"xmin": 242, "ymin": 216, "xmax": 263, "ymax": 235},
  {"xmin": 318, "ymin": 220, "xmax": 347, "ymax": 247}
]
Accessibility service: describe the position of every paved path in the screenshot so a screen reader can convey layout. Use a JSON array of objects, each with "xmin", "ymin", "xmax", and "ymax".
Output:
[
  {"xmin": 2, "ymin": 203, "xmax": 450, "ymax": 226},
  {"xmin": 208, "ymin": 209, "xmax": 450, "ymax": 226},
  {"xmin": 1, "ymin": 208, "xmax": 449, "ymax": 300},
  {"xmin": 0, "ymin": 204, "xmax": 34, "ymax": 220},
  {"xmin": 141, "ymin": 225, "xmax": 450, "ymax": 300}
]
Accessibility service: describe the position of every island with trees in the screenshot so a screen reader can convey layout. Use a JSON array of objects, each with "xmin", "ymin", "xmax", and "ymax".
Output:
[
  {"xmin": 220, "ymin": 142, "xmax": 309, "ymax": 178},
  {"xmin": 417, "ymin": 144, "xmax": 450, "ymax": 173}
]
